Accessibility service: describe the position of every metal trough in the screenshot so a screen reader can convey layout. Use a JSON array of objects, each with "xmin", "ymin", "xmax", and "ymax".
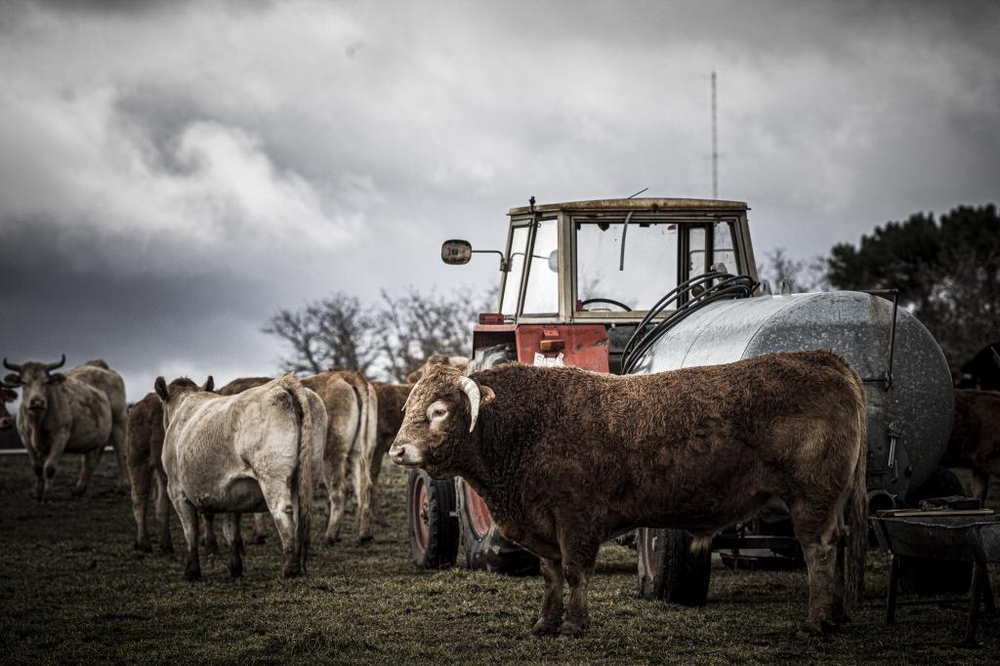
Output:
[{"xmin": 871, "ymin": 509, "xmax": 999, "ymax": 645}]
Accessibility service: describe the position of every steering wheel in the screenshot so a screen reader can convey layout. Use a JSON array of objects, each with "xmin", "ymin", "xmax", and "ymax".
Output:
[{"xmin": 580, "ymin": 298, "xmax": 632, "ymax": 312}]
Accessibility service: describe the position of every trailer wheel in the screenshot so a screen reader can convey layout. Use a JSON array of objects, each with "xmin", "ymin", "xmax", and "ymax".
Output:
[
  {"xmin": 637, "ymin": 527, "xmax": 711, "ymax": 606},
  {"xmin": 456, "ymin": 477, "xmax": 539, "ymax": 576},
  {"xmin": 406, "ymin": 468, "xmax": 459, "ymax": 569}
]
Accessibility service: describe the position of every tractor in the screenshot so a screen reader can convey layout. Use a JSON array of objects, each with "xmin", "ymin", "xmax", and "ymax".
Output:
[{"xmin": 405, "ymin": 196, "xmax": 955, "ymax": 604}]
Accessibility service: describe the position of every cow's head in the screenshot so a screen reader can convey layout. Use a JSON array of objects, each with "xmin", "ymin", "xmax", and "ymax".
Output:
[
  {"xmin": 389, "ymin": 363, "xmax": 494, "ymax": 479},
  {"xmin": 3, "ymin": 356, "xmax": 66, "ymax": 422},
  {"xmin": 154, "ymin": 375, "xmax": 214, "ymax": 426},
  {"xmin": 0, "ymin": 381, "xmax": 17, "ymax": 430}
]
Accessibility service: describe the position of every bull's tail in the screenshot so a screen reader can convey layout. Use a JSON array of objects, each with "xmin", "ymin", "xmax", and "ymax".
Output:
[
  {"xmin": 281, "ymin": 373, "xmax": 314, "ymax": 574},
  {"xmin": 843, "ymin": 373, "xmax": 868, "ymax": 611},
  {"xmin": 350, "ymin": 378, "xmax": 378, "ymax": 540}
]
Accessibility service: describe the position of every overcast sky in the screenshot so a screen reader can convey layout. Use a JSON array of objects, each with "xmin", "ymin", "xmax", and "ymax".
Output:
[{"xmin": 2, "ymin": 0, "xmax": 998, "ymax": 402}]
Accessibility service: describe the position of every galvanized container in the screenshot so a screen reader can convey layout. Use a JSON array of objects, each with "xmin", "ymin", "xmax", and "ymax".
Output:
[{"xmin": 642, "ymin": 291, "xmax": 954, "ymax": 500}]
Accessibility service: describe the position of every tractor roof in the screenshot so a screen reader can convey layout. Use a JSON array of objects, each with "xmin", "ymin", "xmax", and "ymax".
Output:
[{"xmin": 508, "ymin": 197, "xmax": 749, "ymax": 217}]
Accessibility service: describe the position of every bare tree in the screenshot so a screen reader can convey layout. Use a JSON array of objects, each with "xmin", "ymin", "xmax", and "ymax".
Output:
[
  {"xmin": 758, "ymin": 247, "xmax": 829, "ymax": 294},
  {"xmin": 263, "ymin": 292, "xmax": 378, "ymax": 375}
]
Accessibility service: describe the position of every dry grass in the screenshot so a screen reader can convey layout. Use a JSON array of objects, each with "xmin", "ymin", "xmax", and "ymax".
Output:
[{"xmin": 0, "ymin": 455, "xmax": 997, "ymax": 665}]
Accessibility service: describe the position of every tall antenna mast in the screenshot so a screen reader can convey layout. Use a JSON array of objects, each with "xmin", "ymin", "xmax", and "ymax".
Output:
[{"xmin": 711, "ymin": 70, "xmax": 718, "ymax": 199}]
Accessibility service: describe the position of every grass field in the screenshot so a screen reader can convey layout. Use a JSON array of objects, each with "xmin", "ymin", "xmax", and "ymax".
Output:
[{"xmin": 1, "ymin": 454, "xmax": 997, "ymax": 665}]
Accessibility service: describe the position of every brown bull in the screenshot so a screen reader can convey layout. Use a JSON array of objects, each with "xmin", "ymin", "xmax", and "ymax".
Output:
[
  {"xmin": 941, "ymin": 388, "xmax": 1000, "ymax": 501},
  {"xmin": 390, "ymin": 350, "xmax": 868, "ymax": 637},
  {"xmin": 4, "ymin": 356, "xmax": 128, "ymax": 500},
  {"xmin": 156, "ymin": 374, "xmax": 325, "ymax": 579}
]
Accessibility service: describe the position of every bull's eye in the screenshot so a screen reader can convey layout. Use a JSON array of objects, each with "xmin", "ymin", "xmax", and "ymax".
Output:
[{"xmin": 426, "ymin": 401, "xmax": 448, "ymax": 424}]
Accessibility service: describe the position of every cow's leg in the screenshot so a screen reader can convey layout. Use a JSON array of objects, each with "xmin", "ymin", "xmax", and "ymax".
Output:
[
  {"xmin": 109, "ymin": 418, "xmax": 129, "ymax": 492},
  {"xmin": 323, "ymin": 448, "xmax": 347, "ymax": 545},
  {"xmin": 790, "ymin": 501, "xmax": 842, "ymax": 635},
  {"xmin": 201, "ymin": 513, "xmax": 220, "ymax": 556},
  {"xmin": 73, "ymin": 444, "xmax": 104, "ymax": 498},
  {"xmin": 153, "ymin": 470, "xmax": 174, "ymax": 554},
  {"xmin": 129, "ymin": 457, "xmax": 154, "ymax": 552},
  {"xmin": 172, "ymin": 498, "xmax": 201, "ymax": 580},
  {"xmin": 531, "ymin": 557, "xmax": 565, "ymax": 636},
  {"xmin": 351, "ymin": 449, "xmax": 374, "ymax": 545},
  {"xmin": 261, "ymin": 482, "xmax": 301, "ymax": 577},
  {"xmin": 25, "ymin": 447, "xmax": 44, "ymax": 502},
  {"xmin": 558, "ymin": 529, "xmax": 600, "ymax": 637},
  {"xmin": 224, "ymin": 513, "xmax": 244, "ymax": 578},
  {"xmin": 249, "ymin": 514, "xmax": 268, "ymax": 544},
  {"xmin": 41, "ymin": 430, "xmax": 70, "ymax": 500}
]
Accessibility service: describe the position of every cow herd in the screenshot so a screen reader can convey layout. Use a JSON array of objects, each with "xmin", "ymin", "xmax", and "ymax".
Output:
[{"xmin": 1, "ymin": 345, "xmax": 999, "ymax": 638}]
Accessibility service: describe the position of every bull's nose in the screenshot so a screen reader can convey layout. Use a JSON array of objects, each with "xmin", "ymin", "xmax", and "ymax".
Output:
[{"xmin": 28, "ymin": 399, "xmax": 45, "ymax": 410}]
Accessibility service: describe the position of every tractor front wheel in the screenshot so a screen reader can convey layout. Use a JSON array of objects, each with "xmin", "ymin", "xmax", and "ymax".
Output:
[
  {"xmin": 406, "ymin": 468, "xmax": 459, "ymax": 569},
  {"xmin": 456, "ymin": 477, "xmax": 539, "ymax": 576}
]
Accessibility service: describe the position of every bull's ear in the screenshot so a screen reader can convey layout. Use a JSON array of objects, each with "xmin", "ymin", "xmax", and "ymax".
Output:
[
  {"xmin": 203, "ymin": 375, "xmax": 215, "ymax": 392},
  {"xmin": 0, "ymin": 388, "xmax": 16, "ymax": 401},
  {"xmin": 47, "ymin": 373, "xmax": 66, "ymax": 385},
  {"xmin": 2, "ymin": 373, "xmax": 21, "ymax": 387},
  {"xmin": 154, "ymin": 376, "xmax": 169, "ymax": 402},
  {"xmin": 480, "ymin": 385, "xmax": 496, "ymax": 406}
]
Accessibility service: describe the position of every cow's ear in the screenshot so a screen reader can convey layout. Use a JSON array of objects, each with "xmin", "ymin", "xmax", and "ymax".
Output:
[
  {"xmin": 203, "ymin": 375, "xmax": 215, "ymax": 392},
  {"xmin": 47, "ymin": 373, "xmax": 66, "ymax": 385},
  {"xmin": 0, "ymin": 388, "xmax": 16, "ymax": 401},
  {"xmin": 480, "ymin": 384, "xmax": 496, "ymax": 406},
  {"xmin": 4, "ymin": 373, "xmax": 22, "ymax": 386},
  {"xmin": 154, "ymin": 377, "xmax": 169, "ymax": 402}
]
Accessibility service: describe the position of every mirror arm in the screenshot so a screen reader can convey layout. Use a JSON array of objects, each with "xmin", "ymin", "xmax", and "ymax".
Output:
[{"xmin": 473, "ymin": 249, "xmax": 510, "ymax": 271}]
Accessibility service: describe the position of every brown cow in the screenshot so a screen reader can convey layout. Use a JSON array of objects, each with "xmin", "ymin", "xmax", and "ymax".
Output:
[
  {"xmin": 941, "ymin": 388, "xmax": 1000, "ymax": 501},
  {"xmin": 370, "ymin": 381, "xmax": 414, "ymax": 517},
  {"xmin": 156, "ymin": 374, "xmax": 325, "ymax": 579},
  {"xmin": 4, "ymin": 356, "xmax": 128, "ymax": 500},
  {"xmin": 390, "ymin": 351, "xmax": 868, "ymax": 637}
]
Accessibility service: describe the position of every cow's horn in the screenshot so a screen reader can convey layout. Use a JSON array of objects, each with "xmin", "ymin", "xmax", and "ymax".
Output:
[
  {"xmin": 2, "ymin": 358, "xmax": 22, "ymax": 373},
  {"xmin": 991, "ymin": 346, "xmax": 1000, "ymax": 370},
  {"xmin": 458, "ymin": 376, "xmax": 481, "ymax": 432},
  {"xmin": 45, "ymin": 354, "xmax": 66, "ymax": 372},
  {"xmin": 401, "ymin": 380, "xmax": 420, "ymax": 413}
]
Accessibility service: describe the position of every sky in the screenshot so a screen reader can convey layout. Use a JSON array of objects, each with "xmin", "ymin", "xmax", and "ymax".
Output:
[{"xmin": 1, "ymin": 0, "xmax": 998, "ymax": 402}]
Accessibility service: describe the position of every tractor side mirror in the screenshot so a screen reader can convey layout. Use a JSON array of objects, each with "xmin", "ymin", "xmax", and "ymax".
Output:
[{"xmin": 442, "ymin": 239, "xmax": 473, "ymax": 265}]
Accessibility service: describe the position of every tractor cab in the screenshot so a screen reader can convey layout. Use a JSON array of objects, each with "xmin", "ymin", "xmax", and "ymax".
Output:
[{"xmin": 444, "ymin": 197, "xmax": 761, "ymax": 374}]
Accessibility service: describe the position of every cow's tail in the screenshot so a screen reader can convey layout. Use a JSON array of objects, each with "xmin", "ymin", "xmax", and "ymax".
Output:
[
  {"xmin": 281, "ymin": 373, "xmax": 313, "ymax": 574},
  {"xmin": 843, "ymin": 371, "xmax": 868, "ymax": 611},
  {"xmin": 350, "ymin": 377, "xmax": 378, "ymax": 540}
]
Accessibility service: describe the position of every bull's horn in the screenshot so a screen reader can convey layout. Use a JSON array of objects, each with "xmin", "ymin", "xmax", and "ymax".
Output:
[
  {"xmin": 45, "ymin": 354, "xmax": 66, "ymax": 371},
  {"xmin": 2, "ymin": 358, "xmax": 21, "ymax": 373},
  {"xmin": 401, "ymin": 380, "xmax": 419, "ymax": 412},
  {"xmin": 991, "ymin": 346, "xmax": 1000, "ymax": 370},
  {"xmin": 458, "ymin": 376, "xmax": 481, "ymax": 432}
]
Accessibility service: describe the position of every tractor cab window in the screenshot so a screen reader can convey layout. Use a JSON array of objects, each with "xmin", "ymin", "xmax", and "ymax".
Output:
[
  {"xmin": 501, "ymin": 218, "xmax": 559, "ymax": 316},
  {"xmin": 576, "ymin": 218, "xmax": 679, "ymax": 312}
]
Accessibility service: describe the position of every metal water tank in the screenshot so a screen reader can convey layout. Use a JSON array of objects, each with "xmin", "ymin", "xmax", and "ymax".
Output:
[{"xmin": 642, "ymin": 291, "xmax": 953, "ymax": 500}]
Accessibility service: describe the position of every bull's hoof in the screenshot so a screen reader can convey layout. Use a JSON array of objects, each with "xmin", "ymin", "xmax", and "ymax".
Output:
[
  {"xmin": 248, "ymin": 534, "xmax": 267, "ymax": 546},
  {"xmin": 159, "ymin": 544, "xmax": 175, "ymax": 556},
  {"xmin": 183, "ymin": 565, "xmax": 201, "ymax": 581},
  {"xmin": 203, "ymin": 542, "xmax": 220, "ymax": 557},
  {"xmin": 71, "ymin": 488, "xmax": 86, "ymax": 498},
  {"xmin": 558, "ymin": 622, "xmax": 586, "ymax": 639},
  {"xmin": 228, "ymin": 558, "xmax": 243, "ymax": 578},
  {"xmin": 134, "ymin": 540, "xmax": 153, "ymax": 554},
  {"xmin": 531, "ymin": 619, "xmax": 561, "ymax": 637},
  {"xmin": 324, "ymin": 535, "xmax": 342, "ymax": 547},
  {"xmin": 282, "ymin": 562, "xmax": 303, "ymax": 578},
  {"xmin": 796, "ymin": 617, "xmax": 838, "ymax": 638},
  {"xmin": 357, "ymin": 536, "xmax": 374, "ymax": 547}
]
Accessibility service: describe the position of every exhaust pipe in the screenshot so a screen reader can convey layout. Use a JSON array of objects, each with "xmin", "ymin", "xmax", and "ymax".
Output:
[{"xmin": 867, "ymin": 489, "xmax": 899, "ymax": 515}]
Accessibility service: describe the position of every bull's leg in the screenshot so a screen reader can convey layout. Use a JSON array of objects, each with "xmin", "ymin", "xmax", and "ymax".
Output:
[
  {"xmin": 323, "ymin": 451, "xmax": 347, "ymax": 545},
  {"xmin": 172, "ymin": 498, "xmax": 201, "ymax": 580},
  {"xmin": 201, "ymin": 514, "xmax": 220, "ymax": 556},
  {"xmin": 153, "ymin": 470, "xmax": 174, "ymax": 554},
  {"xmin": 531, "ymin": 557, "xmax": 565, "ymax": 636},
  {"xmin": 42, "ymin": 431, "xmax": 71, "ymax": 500},
  {"xmin": 261, "ymin": 482, "xmax": 301, "ymax": 577},
  {"xmin": 26, "ymin": 448, "xmax": 44, "ymax": 502},
  {"xmin": 129, "ymin": 459, "xmax": 154, "ymax": 552},
  {"xmin": 73, "ymin": 445, "xmax": 104, "ymax": 498},
  {"xmin": 224, "ymin": 513, "xmax": 244, "ymax": 578},
  {"xmin": 791, "ymin": 502, "xmax": 842, "ymax": 635},
  {"xmin": 351, "ymin": 450, "xmax": 374, "ymax": 545},
  {"xmin": 559, "ymin": 538, "xmax": 599, "ymax": 637}
]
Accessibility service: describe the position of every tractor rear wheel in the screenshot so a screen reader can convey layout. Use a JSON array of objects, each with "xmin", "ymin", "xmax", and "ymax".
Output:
[
  {"xmin": 637, "ymin": 527, "xmax": 711, "ymax": 606},
  {"xmin": 456, "ymin": 477, "xmax": 539, "ymax": 575},
  {"xmin": 406, "ymin": 468, "xmax": 459, "ymax": 569}
]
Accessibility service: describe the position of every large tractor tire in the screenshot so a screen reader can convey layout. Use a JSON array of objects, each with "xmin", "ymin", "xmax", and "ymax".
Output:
[
  {"xmin": 898, "ymin": 466, "xmax": 972, "ymax": 596},
  {"xmin": 456, "ymin": 477, "xmax": 539, "ymax": 575},
  {"xmin": 454, "ymin": 342, "xmax": 538, "ymax": 576},
  {"xmin": 406, "ymin": 468, "xmax": 459, "ymax": 569},
  {"xmin": 637, "ymin": 527, "xmax": 711, "ymax": 606}
]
